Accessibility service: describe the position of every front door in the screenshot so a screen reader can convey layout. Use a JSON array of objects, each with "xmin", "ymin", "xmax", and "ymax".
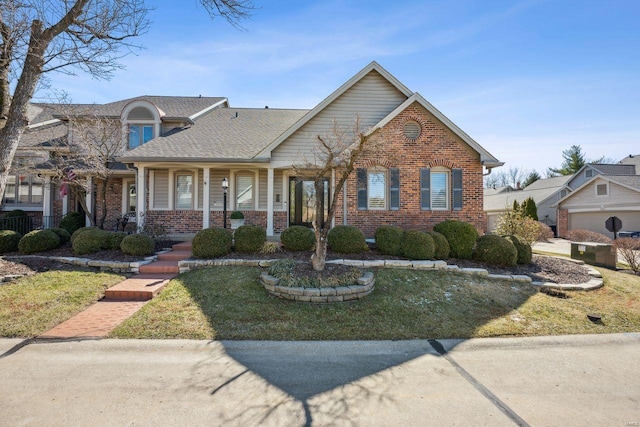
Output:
[{"xmin": 289, "ymin": 177, "xmax": 329, "ymax": 228}]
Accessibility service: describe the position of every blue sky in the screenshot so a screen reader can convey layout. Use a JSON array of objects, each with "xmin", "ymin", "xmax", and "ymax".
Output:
[{"xmin": 42, "ymin": 0, "xmax": 639, "ymax": 174}]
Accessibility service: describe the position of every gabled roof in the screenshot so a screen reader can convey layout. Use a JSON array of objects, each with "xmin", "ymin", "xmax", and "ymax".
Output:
[
  {"xmin": 484, "ymin": 185, "xmax": 514, "ymax": 196},
  {"xmin": 255, "ymin": 61, "xmax": 413, "ymax": 158},
  {"xmin": 371, "ymin": 93, "xmax": 503, "ymax": 168},
  {"xmin": 620, "ymin": 154, "xmax": 640, "ymax": 166},
  {"xmin": 555, "ymin": 174, "xmax": 640, "ymax": 206},
  {"xmin": 484, "ymin": 176, "xmax": 570, "ymax": 212},
  {"xmin": 588, "ymin": 163, "xmax": 636, "ymax": 175},
  {"xmin": 118, "ymin": 107, "xmax": 309, "ymax": 163}
]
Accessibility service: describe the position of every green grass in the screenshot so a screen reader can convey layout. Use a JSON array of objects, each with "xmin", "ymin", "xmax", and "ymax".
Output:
[
  {"xmin": 110, "ymin": 265, "xmax": 640, "ymax": 340},
  {"xmin": 0, "ymin": 270, "xmax": 125, "ymax": 337}
]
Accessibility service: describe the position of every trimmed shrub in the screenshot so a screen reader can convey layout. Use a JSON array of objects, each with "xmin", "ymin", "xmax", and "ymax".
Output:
[
  {"xmin": 433, "ymin": 220, "xmax": 479, "ymax": 259},
  {"xmin": 566, "ymin": 229, "xmax": 612, "ymax": 243},
  {"xmin": 280, "ymin": 226, "xmax": 315, "ymax": 251},
  {"xmin": 473, "ymin": 235, "xmax": 517, "ymax": 267},
  {"xmin": 230, "ymin": 211, "xmax": 244, "ymax": 219},
  {"xmin": 327, "ymin": 225, "xmax": 366, "ymax": 254},
  {"xmin": 426, "ymin": 230, "xmax": 450, "ymax": 260},
  {"xmin": 58, "ymin": 211, "xmax": 86, "ymax": 235},
  {"xmin": 72, "ymin": 228, "xmax": 111, "ymax": 255},
  {"xmin": 110, "ymin": 231, "xmax": 128, "ymax": 250},
  {"xmin": 375, "ymin": 225, "xmax": 404, "ymax": 256},
  {"xmin": 401, "ymin": 230, "xmax": 435, "ymax": 260},
  {"xmin": 71, "ymin": 226, "xmax": 99, "ymax": 244},
  {"xmin": 192, "ymin": 227, "xmax": 232, "ymax": 259},
  {"xmin": 18, "ymin": 230, "xmax": 60, "ymax": 254},
  {"xmin": 504, "ymin": 234, "xmax": 532, "ymax": 265},
  {"xmin": 0, "ymin": 230, "xmax": 22, "ymax": 254},
  {"xmin": 49, "ymin": 227, "xmax": 71, "ymax": 244},
  {"xmin": 120, "ymin": 233, "xmax": 155, "ymax": 256},
  {"xmin": 234, "ymin": 225, "xmax": 266, "ymax": 253}
]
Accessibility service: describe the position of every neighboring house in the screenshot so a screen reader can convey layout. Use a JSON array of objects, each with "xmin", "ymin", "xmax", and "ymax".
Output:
[
  {"xmin": 484, "ymin": 185, "xmax": 514, "ymax": 196},
  {"xmin": 2, "ymin": 62, "xmax": 503, "ymax": 237},
  {"xmin": 565, "ymin": 163, "xmax": 636, "ymax": 191},
  {"xmin": 484, "ymin": 175, "xmax": 572, "ymax": 233},
  {"xmin": 556, "ymin": 174, "xmax": 640, "ymax": 238}
]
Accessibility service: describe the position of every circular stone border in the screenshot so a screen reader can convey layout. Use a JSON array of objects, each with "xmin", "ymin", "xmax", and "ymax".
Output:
[{"xmin": 259, "ymin": 271, "xmax": 375, "ymax": 303}]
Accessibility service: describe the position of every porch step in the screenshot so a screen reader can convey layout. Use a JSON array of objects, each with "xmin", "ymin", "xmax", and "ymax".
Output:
[
  {"xmin": 172, "ymin": 241, "xmax": 192, "ymax": 251},
  {"xmin": 158, "ymin": 250, "xmax": 191, "ymax": 261},
  {"xmin": 139, "ymin": 260, "xmax": 180, "ymax": 274},
  {"xmin": 104, "ymin": 274, "xmax": 174, "ymax": 301}
]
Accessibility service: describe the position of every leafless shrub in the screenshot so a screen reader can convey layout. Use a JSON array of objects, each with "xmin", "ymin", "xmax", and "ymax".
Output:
[
  {"xmin": 613, "ymin": 238, "xmax": 640, "ymax": 274},
  {"xmin": 566, "ymin": 229, "xmax": 612, "ymax": 244}
]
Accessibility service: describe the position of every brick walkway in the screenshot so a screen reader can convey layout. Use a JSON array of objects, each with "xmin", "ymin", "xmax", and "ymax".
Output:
[{"xmin": 39, "ymin": 242, "xmax": 191, "ymax": 339}]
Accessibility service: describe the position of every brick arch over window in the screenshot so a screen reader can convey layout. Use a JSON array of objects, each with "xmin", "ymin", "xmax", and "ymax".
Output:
[
  {"xmin": 427, "ymin": 159, "xmax": 456, "ymax": 169},
  {"xmin": 360, "ymin": 158, "xmax": 396, "ymax": 169}
]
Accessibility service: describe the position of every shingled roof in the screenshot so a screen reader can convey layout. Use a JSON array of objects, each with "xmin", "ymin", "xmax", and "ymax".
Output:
[{"xmin": 118, "ymin": 107, "xmax": 310, "ymax": 163}]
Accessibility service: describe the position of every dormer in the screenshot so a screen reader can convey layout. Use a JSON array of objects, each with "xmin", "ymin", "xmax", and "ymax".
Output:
[{"xmin": 121, "ymin": 100, "xmax": 164, "ymax": 150}]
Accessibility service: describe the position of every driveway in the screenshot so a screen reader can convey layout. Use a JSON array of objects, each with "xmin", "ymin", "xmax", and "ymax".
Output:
[
  {"xmin": 532, "ymin": 238, "xmax": 572, "ymax": 256},
  {"xmin": 1, "ymin": 334, "xmax": 639, "ymax": 426}
]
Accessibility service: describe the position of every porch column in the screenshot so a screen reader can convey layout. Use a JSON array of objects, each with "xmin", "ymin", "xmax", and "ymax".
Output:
[
  {"xmin": 202, "ymin": 167, "xmax": 210, "ymax": 229},
  {"xmin": 267, "ymin": 167, "xmax": 274, "ymax": 236},
  {"xmin": 42, "ymin": 176, "xmax": 52, "ymax": 228},
  {"xmin": 136, "ymin": 165, "xmax": 146, "ymax": 230},
  {"xmin": 85, "ymin": 177, "xmax": 93, "ymax": 227}
]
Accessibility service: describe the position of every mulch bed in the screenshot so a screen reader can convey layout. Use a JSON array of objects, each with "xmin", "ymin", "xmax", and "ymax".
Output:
[{"xmin": 1, "ymin": 242, "xmax": 595, "ymax": 285}]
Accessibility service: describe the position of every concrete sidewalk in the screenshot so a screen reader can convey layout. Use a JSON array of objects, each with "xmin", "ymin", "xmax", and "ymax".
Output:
[
  {"xmin": 1, "ymin": 334, "xmax": 639, "ymax": 426},
  {"xmin": 532, "ymin": 238, "xmax": 572, "ymax": 256}
]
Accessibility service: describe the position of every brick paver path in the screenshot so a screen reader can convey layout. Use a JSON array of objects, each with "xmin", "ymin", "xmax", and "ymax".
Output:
[{"xmin": 40, "ymin": 300, "xmax": 148, "ymax": 338}]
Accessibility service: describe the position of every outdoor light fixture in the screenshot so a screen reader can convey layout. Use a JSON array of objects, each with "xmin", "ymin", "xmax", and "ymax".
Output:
[{"xmin": 222, "ymin": 178, "xmax": 229, "ymax": 228}]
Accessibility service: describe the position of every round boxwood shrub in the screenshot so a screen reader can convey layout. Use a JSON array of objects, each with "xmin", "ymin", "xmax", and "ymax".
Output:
[
  {"xmin": 375, "ymin": 225, "xmax": 404, "ymax": 256},
  {"xmin": 49, "ymin": 227, "xmax": 71, "ymax": 244},
  {"xmin": 234, "ymin": 225, "xmax": 266, "ymax": 253},
  {"xmin": 473, "ymin": 234, "xmax": 517, "ymax": 267},
  {"xmin": 70, "ymin": 226, "xmax": 99, "ymax": 244},
  {"xmin": 504, "ymin": 234, "xmax": 532, "ymax": 265},
  {"xmin": 110, "ymin": 231, "xmax": 128, "ymax": 250},
  {"xmin": 18, "ymin": 229, "xmax": 60, "ymax": 254},
  {"xmin": 426, "ymin": 230, "xmax": 450, "ymax": 260},
  {"xmin": 401, "ymin": 230, "xmax": 435, "ymax": 260},
  {"xmin": 280, "ymin": 226, "xmax": 315, "ymax": 251},
  {"xmin": 58, "ymin": 211, "xmax": 86, "ymax": 235},
  {"xmin": 0, "ymin": 230, "xmax": 22, "ymax": 254},
  {"xmin": 327, "ymin": 225, "xmax": 366, "ymax": 254},
  {"xmin": 433, "ymin": 220, "xmax": 479, "ymax": 259},
  {"xmin": 192, "ymin": 227, "xmax": 232, "ymax": 258},
  {"xmin": 120, "ymin": 233, "xmax": 155, "ymax": 256},
  {"xmin": 72, "ymin": 228, "xmax": 111, "ymax": 255}
]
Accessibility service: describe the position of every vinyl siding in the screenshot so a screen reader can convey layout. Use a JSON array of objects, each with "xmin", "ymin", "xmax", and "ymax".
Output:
[
  {"xmin": 258, "ymin": 169, "xmax": 284, "ymax": 210},
  {"xmin": 560, "ymin": 179, "xmax": 640, "ymax": 210},
  {"xmin": 209, "ymin": 169, "xmax": 230, "ymax": 210},
  {"xmin": 271, "ymin": 71, "xmax": 407, "ymax": 163}
]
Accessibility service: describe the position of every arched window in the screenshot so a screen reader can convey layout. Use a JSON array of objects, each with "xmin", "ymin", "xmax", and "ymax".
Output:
[{"xmin": 121, "ymin": 101, "xmax": 162, "ymax": 150}]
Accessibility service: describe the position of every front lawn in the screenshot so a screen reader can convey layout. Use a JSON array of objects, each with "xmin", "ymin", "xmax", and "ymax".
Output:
[
  {"xmin": 0, "ymin": 270, "xmax": 125, "ymax": 337},
  {"xmin": 110, "ymin": 266, "xmax": 640, "ymax": 340}
]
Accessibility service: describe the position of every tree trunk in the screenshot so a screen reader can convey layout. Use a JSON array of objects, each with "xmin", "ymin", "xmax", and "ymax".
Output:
[{"xmin": 311, "ymin": 237, "xmax": 327, "ymax": 271}]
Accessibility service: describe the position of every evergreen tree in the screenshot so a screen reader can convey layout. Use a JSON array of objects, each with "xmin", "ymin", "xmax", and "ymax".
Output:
[
  {"xmin": 522, "ymin": 171, "xmax": 541, "ymax": 188},
  {"xmin": 548, "ymin": 145, "xmax": 587, "ymax": 176},
  {"xmin": 522, "ymin": 197, "xmax": 538, "ymax": 220}
]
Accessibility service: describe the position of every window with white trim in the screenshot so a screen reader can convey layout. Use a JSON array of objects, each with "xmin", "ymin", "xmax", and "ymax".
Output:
[
  {"xmin": 2, "ymin": 174, "xmax": 43, "ymax": 207},
  {"xmin": 175, "ymin": 173, "xmax": 193, "ymax": 209},
  {"xmin": 596, "ymin": 183, "xmax": 608, "ymax": 196},
  {"xmin": 421, "ymin": 167, "xmax": 463, "ymax": 211},
  {"xmin": 236, "ymin": 174, "xmax": 254, "ymax": 210},
  {"xmin": 128, "ymin": 124, "xmax": 153, "ymax": 149},
  {"xmin": 357, "ymin": 167, "xmax": 400, "ymax": 211}
]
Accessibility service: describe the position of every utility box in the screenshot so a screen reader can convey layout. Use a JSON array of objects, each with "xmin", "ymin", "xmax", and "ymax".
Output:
[{"xmin": 571, "ymin": 242, "xmax": 617, "ymax": 268}]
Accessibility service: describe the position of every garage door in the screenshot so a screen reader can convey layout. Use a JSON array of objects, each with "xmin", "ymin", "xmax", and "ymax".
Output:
[{"xmin": 569, "ymin": 211, "xmax": 640, "ymax": 238}]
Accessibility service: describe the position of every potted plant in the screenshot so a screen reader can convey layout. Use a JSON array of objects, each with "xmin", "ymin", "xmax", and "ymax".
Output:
[{"xmin": 230, "ymin": 211, "xmax": 245, "ymax": 229}]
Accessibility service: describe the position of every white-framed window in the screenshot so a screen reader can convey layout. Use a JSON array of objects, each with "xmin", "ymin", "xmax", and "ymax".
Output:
[
  {"xmin": 596, "ymin": 183, "xmax": 608, "ymax": 196},
  {"xmin": 356, "ymin": 167, "xmax": 400, "ymax": 211},
  {"xmin": 585, "ymin": 169, "xmax": 594, "ymax": 178},
  {"xmin": 128, "ymin": 124, "xmax": 153, "ymax": 149},
  {"xmin": 421, "ymin": 167, "xmax": 463, "ymax": 211},
  {"xmin": 236, "ymin": 174, "xmax": 254, "ymax": 210},
  {"xmin": 368, "ymin": 170, "xmax": 387, "ymax": 210},
  {"xmin": 175, "ymin": 173, "xmax": 194, "ymax": 209},
  {"xmin": 2, "ymin": 174, "xmax": 44, "ymax": 207}
]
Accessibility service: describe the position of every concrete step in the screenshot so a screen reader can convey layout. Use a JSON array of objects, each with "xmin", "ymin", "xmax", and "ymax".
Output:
[
  {"xmin": 104, "ymin": 274, "xmax": 174, "ymax": 301},
  {"xmin": 139, "ymin": 260, "xmax": 180, "ymax": 275},
  {"xmin": 158, "ymin": 250, "xmax": 191, "ymax": 261},
  {"xmin": 172, "ymin": 241, "xmax": 192, "ymax": 251}
]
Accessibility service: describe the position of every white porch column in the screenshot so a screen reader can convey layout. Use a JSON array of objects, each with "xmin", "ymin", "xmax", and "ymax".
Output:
[
  {"xmin": 267, "ymin": 167, "xmax": 274, "ymax": 236},
  {"xmin": 85, "ymin": 177, "xmax": 93, "ymax": 227},
  {"xmin": 42, "ymin": 176, "xmax": 52, "ymax": 228},
  {"xmin": 203, "ymin": 167, "xmax": 210, "ymax": 229},
  {"xmin": 136, "ymin": 165, "xmax": 146, "ymax": 229}
]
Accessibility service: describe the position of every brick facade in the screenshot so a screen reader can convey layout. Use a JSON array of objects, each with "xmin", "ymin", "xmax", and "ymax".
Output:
[
  {"xmin": 557, "ymin": 208, "xmax": 569, "ymax": 238},
  {"xmin": 335, "ymin": 102, "xmax": 486, "ymax": 237}
]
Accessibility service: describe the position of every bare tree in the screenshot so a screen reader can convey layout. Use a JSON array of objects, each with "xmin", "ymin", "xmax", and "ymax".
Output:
[
  {"xmin": 46, "ymin": 100, "xmax": 125, "ymax": 228},
  {"xmin": 0, "ymin": 0, "xmax": 253, "ymax": 207},
  {"xmin": 293, "ymin": 117, "xmax": 386, "ymax": 271}
]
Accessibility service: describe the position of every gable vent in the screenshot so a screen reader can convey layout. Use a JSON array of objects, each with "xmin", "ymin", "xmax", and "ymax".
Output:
[{"xmin": 403, "ymin": 120, "xmax": 421, "ymax": 140}]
